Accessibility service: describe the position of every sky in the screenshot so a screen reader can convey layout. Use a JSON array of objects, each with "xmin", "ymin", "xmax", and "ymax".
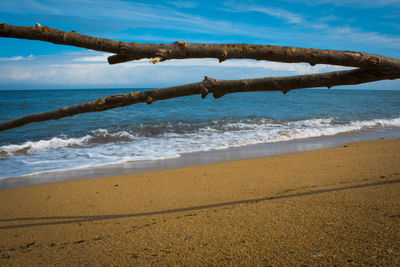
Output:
[{"xmin": 0, "ymin": 0, "xmax": 399, "ymax": 90}]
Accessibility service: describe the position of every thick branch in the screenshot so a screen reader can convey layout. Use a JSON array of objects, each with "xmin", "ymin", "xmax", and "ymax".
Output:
[
  {"xmin": 1, "ymin": 69, "xmax": 398, "ymax": 132},
  {"xmin": 1, "ymin": 23, "xmax": 400, "ymax": 74}
]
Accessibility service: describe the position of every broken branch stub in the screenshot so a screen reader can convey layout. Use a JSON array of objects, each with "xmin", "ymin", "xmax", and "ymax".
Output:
[{"xmin": 0, "ymin": 22, "xmax": 399, "ymax": 131}]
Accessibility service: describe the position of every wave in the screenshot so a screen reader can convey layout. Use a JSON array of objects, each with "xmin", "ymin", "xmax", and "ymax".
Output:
[
  {"xmin": 1, "ymin": 117, "xmax": 400, "ymax": 156},
  {"xmin": 1, "ymin": 116, "xmax": 399, "ymax": 178},
  {"xmin": 0, "ymin": 135, "xmax": 92, "ymax": 156}
]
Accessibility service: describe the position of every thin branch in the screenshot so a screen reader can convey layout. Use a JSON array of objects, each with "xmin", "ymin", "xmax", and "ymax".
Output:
[
  {"xmin": 1, "ymin": 23, "xmax": 400, "ymax": 74},
  {"xmin": 1, "ymin": 69, "xmax": 398, "ymax": 132}
]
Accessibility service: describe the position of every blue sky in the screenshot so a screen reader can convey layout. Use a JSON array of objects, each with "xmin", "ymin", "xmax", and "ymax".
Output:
[{"xmin": 0, "ymin": 0, "xmax": 399, "ymax": 90}]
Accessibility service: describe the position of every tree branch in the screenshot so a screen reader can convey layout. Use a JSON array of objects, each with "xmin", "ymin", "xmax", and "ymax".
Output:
[
  {"xmin": 1, "ymin": 69, "xmax": 398, "ymax": 132},
  {"xmin": 1, "ymin": 23, "xmax": 400, "ymax": 74}
]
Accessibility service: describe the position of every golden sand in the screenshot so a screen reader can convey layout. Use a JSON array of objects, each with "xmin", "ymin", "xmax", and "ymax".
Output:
[{"xmin": 0, "ymin": 138, "xmax": 399, "ymax": 265}]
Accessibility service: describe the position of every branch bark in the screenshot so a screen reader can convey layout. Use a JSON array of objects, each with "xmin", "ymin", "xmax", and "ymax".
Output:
[{"xmin": 1, "ymin": 69, "xmax": 398, "ymax": 132}]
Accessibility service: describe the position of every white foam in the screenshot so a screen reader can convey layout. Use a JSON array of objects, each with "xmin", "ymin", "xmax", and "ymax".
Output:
[
  {"xmin": 0, "ymin": 135, "xmax": 92, "ymax": 155},
  {"xmin": 1, "ymin": 116, "xmax": 399, "ymax": 178}
]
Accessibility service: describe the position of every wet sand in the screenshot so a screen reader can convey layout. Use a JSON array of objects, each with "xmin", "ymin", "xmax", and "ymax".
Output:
[{"xmin": 0, "ymin": 138, "xmax": 399, "ymax": 265}]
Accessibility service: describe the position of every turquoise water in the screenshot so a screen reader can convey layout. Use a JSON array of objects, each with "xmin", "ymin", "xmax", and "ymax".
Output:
[{"xmin": 0, "ymin": 88, "xmax": 399, "ymax": 178}]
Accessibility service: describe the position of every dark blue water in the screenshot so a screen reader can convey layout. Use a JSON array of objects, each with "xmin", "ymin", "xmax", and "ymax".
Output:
[{"xmin": 0, "ymin": 88, "xmax": 399, "ymax": 178}]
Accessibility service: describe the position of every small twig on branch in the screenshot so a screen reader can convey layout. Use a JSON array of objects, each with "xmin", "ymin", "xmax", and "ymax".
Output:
[{"xmin": 1, "ymin": 69, "xmax": 398, "ymax": 132}]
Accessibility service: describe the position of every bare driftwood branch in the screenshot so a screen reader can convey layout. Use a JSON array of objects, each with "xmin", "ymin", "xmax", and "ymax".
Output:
[
  {"xmin": 1, "ymin": 23, "xmax": 400, "ymax": 73},
  {"xmin": 1, "ymin": 69, "xmax": 398, "ymax": 132},
  {"xmin": 0, "ymin": 22, "xmax": 400, "ymax": 132}
]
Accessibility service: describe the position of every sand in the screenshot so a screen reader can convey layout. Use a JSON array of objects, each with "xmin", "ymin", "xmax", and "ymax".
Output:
[{"xmin": 0, "ymin": 138, "xmax": 399, "ymax": 265}]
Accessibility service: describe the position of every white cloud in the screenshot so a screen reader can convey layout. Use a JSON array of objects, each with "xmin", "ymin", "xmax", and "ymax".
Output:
[
  {"xmin": 0, "ymin": 54, "xmax": 34, "ymax": 62},
  {"xmin": 236, "ymin": 6, "xmax": 305, "ymax": 24},
  {"xmin": 286, "ymin": 0, "xmax": 400, "ymax": 8},
  {"xmin": 150, "ymin": 58, "xmax": 349, "ymax": 75},
  {"xmin": 72, "ymin": 53, "xmax": 112, "ymax": 62},
  {"xmin": 167, "ymin": 1, "xmax": 198, "ymax": 8},
  {"xmin": 0, "ymin": 0, "xmax": 241, "ymax": 36},
  {"xmin": 330, "ymin": 26, "xmax": 400, "ymax": 48},
  {"xmin": 0, "ymin": 52, "xmax": 352, "ymax": 89},
  {"xmin": 224, "ymin": 3, "xmax": 400, "ymax": 49}
]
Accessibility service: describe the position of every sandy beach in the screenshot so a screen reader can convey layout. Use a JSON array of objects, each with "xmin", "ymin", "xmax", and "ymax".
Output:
[{"xmin": 0, "ymin": 138, "xmax": 399, "ymax": 265}]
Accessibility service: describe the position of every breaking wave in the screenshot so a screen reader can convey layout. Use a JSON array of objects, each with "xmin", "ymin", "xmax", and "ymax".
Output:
[{"xmin": 1, "ymin": 116, "xmax": 399, "ymax": 178}]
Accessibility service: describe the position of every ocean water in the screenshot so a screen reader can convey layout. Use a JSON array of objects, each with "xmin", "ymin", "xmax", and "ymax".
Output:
[{"xmin": 0, "ymin": 88, "xmax": 400, "ymax": 179}]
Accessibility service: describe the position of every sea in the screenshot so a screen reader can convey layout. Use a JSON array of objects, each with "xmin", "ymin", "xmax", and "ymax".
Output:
[{"xmin": 1, "ymin": 88, "xmax": 400, "ymax": 187}]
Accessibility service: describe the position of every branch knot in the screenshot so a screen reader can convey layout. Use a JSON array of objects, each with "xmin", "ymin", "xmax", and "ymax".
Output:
[
  {"xmin": 146, "ymin": 96, "xmax": 153, "ymax": 104},
  {"xmin": 200, "ymin": 86, "xmax": 209, "ymax": 99},
  {"xmin": 281, "ymin": 89, "xmax": 290, "ymax": 95},
  {"xmin": 219, "ymin": 50, "xmax": 228, "ymax": 63},
  {"xmin": 213, "ymin": 92, "xmax": 226, "ymax": 99},
  {"xmin": 174, "ymin": 40, "xmax": 187, "ymax": 48}
]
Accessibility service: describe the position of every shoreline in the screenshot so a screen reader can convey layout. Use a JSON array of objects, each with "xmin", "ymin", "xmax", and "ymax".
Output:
[
  {"xmin": 0, "ymin": 137, "xmax": 399, "ymax": 265},
  {"xmin": 1, "ymin": 128, "xmax": 400, "ymax": 190}
]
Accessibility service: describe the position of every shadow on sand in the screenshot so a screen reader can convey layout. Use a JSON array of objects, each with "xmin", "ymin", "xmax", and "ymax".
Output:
[{"xmin": 1, "ymin": 178, "xmax": 399, "ymax": 230}]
